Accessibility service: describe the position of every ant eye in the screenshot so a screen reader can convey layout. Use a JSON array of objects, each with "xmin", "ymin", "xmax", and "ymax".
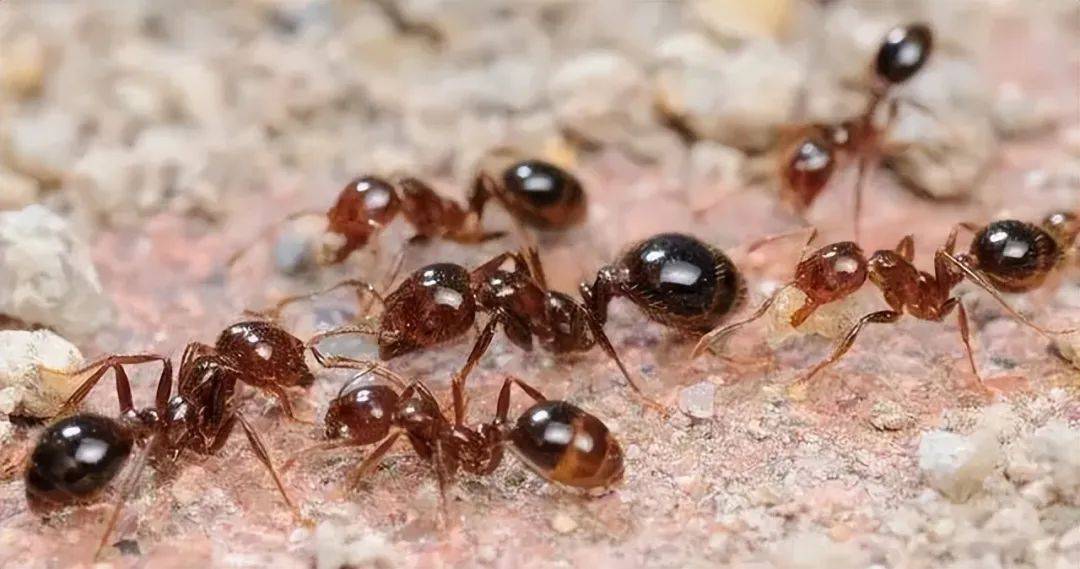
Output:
[{"xmin": 875, "ymin": 23, "xmax": 933, "ymax": 84}]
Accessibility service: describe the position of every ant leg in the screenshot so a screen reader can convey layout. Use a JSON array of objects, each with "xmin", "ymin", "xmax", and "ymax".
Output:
[
  {"xmin": 93, "ymin": 436, "xmax": 156, "ymax": 561},
  {"xmin": 262, "ymin": 383, "xmax": 316, "ymax": 426},
  {"xmin": 494, "ymin": 375, "xmax": 548, "ymax": 424},
  {"xmin": 745, "ymin": 227, "xmax": 818, "ymax": 255},
  {"xmin": 48, "ymin": 354, "xmax": 172, "ymax": 417},
  {"xmin": 521, "ymin": 245, "xmax": 549, "ymax": 290},
  {"xmin": 692, "ymin": 284, "xmax": 789, "ymax": 359},
  {"xmin": 793, "ymin": 310, "xmax": 903, "ymax": 389},
  {"xmin": 306, "ymin": 322, "xmax": 383, "ymax": 351},
  {"xmin": 943, "ymin": 298, "xmax": 985, "ymax": 389},
  {"xmin": 226, "ymin": 209, "xmax": 322, "ymax": 270},
  {"xmin": 453, "ymin": 317, "xmax": 500, "ymax": 423},
  {"xmin": 344, "ymin": 431, "xmax": 402, "ymax": 491},
  {"xmin": 310, "ymin": 350, "xmax": 408, "ymax": 391},
  {"xmin": 939, "ymin": 251, "xmax": 1079, "ymax": 338},
  {"xmin": 851, "ymin": 153, "xmax": 874, "ymax": 242},
  {"xmin": 233, "ymin": 412, "xmax": 299, "ymax": 516},
  {"xmin": 255, "ymin": 279, "xmax": 385, "ymax": 321},
  {"xmin": 283, "ymin": 440, "xmax": 355, "ymax": 472},
  {"xmin": 432, "ymin": 438, "xmax": 453, "ymax": 529},
  {"xmin": 581, "ymin": 308, "xmax": 667, "ymax": 413}
]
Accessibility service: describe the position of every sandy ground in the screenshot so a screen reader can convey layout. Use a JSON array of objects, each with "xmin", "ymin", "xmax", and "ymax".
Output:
[{"xmin": 0, "ymin": 1, "xmax": 1079, "ymax": 568}]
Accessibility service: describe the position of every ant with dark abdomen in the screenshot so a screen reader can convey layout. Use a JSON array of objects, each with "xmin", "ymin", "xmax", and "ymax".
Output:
[
  {"xmin": 25, "ymin": 321, "xmax": 315, "ymax": 558},
  {"xmin": 227, "ymin": 159, "xmax": 587, "ymax": 267}
]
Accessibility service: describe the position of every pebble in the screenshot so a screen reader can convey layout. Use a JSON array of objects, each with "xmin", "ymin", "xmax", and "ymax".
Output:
[
  {"xmin": 1, "ymin": 110, "xmax": 79, "ymax": 184},
  {"xmin": 917, "ymin": 429, "xmax": 1000, "ymax": 503},
  {"xmin": 678, "ymin": 381, "xmax": 716, "ymax": 419},
  {"xmin": 0, "ymin": 329, "xmax": 83, "ymax": 418},
  {"xmin": 0, "ymin": 205, "xmax": 113, "ymax": 336},
  {"xmin": 869, "ymin": 400, "xmax": 916, "ymax": 432},
  {"xmin": 550, "ymin": 512, "xmax": 578, "ymax": 534}
]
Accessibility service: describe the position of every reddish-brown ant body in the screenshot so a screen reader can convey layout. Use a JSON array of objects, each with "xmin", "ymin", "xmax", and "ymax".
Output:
[
  {"xmin": 230, "ymin": 159, "xmax": 587, "ymax": 266},
  {"xmin": 27, "ymin": 321, "xmax": 313, "ymax": 556},
  {"xmin": 695, "ymin": 214, "xmax": 1077, "ymax": 391},
  {"xmin": 780, "ymin": 23, "xmax": 933, "ymax": 237},
  {"xmin": 295, "ymin": 359, "xmax": 622, "ymax": 521},
  {"xmin": 270, "ymin": 248, "xmax": 657, "ymax": 409},
  {"xmin": 580, "ymin": 232, "xmax": 746, "ymax": 335}
]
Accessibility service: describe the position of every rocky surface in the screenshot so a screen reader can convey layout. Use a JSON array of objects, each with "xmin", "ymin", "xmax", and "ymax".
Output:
[{"xmin": 0, "ymin": 1, "xmax": 1077, "ymax": 568}]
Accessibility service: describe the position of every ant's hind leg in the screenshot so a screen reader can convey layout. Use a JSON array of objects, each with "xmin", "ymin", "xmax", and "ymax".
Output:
[
  {"xmin": 789, "ymin": 310, "xmax": 902, "ymax": 399},
  {"xmin": 233, "ymin": 413, "xmax": 301, "ymax": 520},
  {"xmin": 345, "ymin": 431, "xmax": 402, "ymax": 491}
]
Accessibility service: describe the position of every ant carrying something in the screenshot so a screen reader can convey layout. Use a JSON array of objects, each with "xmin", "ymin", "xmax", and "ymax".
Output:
[
  {"xmin": 780, "ymin": 23, "xmax": 933, "ymax": 238},
  {"xmin": 290, "ymin": 357, "xmax": 623, "ymax": 524},
  {"xmin": 228, "ymin": 159, "xmax": 586, "ymax": 267},
  {"xmin": 25, "ymin": 321, "xmax": 314, "ymax": 557},
  {"xmin": 694, "ymin": 218, "xmax": 1077, "ymax": 395}
]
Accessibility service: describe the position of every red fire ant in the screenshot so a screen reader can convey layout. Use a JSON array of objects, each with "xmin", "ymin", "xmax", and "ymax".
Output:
[
  {"xmin": 265, "ymin": 247, "xmax": 661, "ymax": 412},
  {"xmin": 228, "ymin": 159, "xmax": 587, "ymax": 267},
  {"xmin": 290, "ymin": 356, "xmax": 623, "ymax": 523},
  {"xmin": 694, "ymin": 216, "xmax": 1077, "ymax": 394},
  {"xmin": 780, "ymin": 23, "xmax": 933, "ymax": 238},
  {"xmin": 26, "ymin": 321, "xmax": 314, "ymax": 557}
]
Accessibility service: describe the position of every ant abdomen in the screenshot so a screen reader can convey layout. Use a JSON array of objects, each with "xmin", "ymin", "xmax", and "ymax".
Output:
[
  {"xmin": 216, "ymin": 321, "xmax": 315, "ymax": 388},
  {"xmin": 25, "ymin": 414, "xmax": 134, "ymax": 504},
  {"xmin": 615, "ymin": 233, "xmax": 744, "ymax": 333},
  {"xmin": 379, "ymin": 263, "xmax": 477, "ymax": 359},
  {"xmin": 968, "ymin": 220, "xmax": 1062, "ymax": 293},
  {"xmin": 875, "ymin": 23, "xmax": 933, "ymax": 85},
  {"xmin": 498, "ymin": 159, "xmax": 586, "ymax": 229},
  {"xmin": 509, "ymin": 400, "xmax": 623, "ymax": 490}
]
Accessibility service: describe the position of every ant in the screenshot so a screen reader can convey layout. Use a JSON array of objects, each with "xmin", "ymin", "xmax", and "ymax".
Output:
[
  {"xmin": 291, "ymin": 357, "xmax": 623, "ymax": 523},
  {"xmin": 265, "ymin": 247, "xmax": 661, "ymax": 412},
  {"xmin": 26, "ymin": 321, "xmax": 314, "ymax": 557},
  {"xmin": 580, "ymin": 232, "xmax": 746, "ymax": 336},
  {"xmin": 694, "ymin": 220, "xmax": 1077, "ymax": 394},
  {"xmin": 780, "ymin": 22, "xmax": 933, "ymax": 238},
  {"xmin": 228, "ymin": 159, "xmax": 586, "ymax": 267}
]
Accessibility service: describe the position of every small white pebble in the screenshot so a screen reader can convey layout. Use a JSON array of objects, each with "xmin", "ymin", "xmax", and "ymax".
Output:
[
  {"xmin": 550, "ymin": 512, "xmax": 578, "ymax": 534},
  {"xmin": 678, "ymin": 381, "xmax": 716, "ymax": 419}
]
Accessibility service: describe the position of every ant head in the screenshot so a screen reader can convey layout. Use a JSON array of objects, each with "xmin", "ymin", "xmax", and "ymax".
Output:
[
  {"xmin": 1043, "ymin": 211, "xmax": 1079, "ymax": 249},
  {"xmin": 325, "ymin": 380, "xmax": 400, "ymax": 445},
  {"xmin": 327, "ymin": 176, "xmax": 401, "ymax": 236},
  {"xmin": 783, "ymin": 137, "xmax": 836, "ymax": 211},
  {"xmin": 26, "ymin": 414, "xmax": 134, "ymax": 504},
  {"xmin": 379, "ymin": 263, "xmax": 477, "ymax": 359},
  {"xmin": 794, "ymin": 241, "xmax": 868, "ymax": 303},
  {"xmin": 875, "ymin": 23, "xmax": 933, "ymax": 85},
  {"xmin": 497, "ymin": 159, "xmax": 587, "ymax": 229}
]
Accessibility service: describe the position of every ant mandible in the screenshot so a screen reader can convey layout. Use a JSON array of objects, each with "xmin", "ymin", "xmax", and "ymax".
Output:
[
  {"xmin": 291, "ymin": 357, "xmax": 623, "ymax": 524},
  {"xmin": 780, "ymin": 23, "xmax": 933, "ymax": 238},
  {"xmin": 26, "ymin": 321, "xmax": 313, "ymax": 557},
  {"xmin": 228, "ymin": 159, "xmax": 586, "ymax": 267},
  {"xmin": 266, "ymin": 247, "xmax": 661, "ymax": 412}
]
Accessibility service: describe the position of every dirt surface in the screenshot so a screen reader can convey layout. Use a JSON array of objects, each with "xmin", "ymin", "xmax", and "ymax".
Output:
[{"xmin": 1, "ymin": 1, "xmax": 1079, "ymax": 568}]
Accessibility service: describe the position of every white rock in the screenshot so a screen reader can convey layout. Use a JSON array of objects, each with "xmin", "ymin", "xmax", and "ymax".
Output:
[
  {"xmin": 0, "ymin": 205, "xmax": 113, "ymax": 336},
  {"xmin": 678, "ymin": 381, "xmax": 716, "ymax": 419},
  {"xmin": 0, "ymin": 329, "xmax": 83, "ymax": 418},
  {"xmin": 313, "ymin": 522, "xmax": 398, "ymax": 569},
  {"xmin": 917, "ymin": 430, "xmax": 1000, "ymax": 502},
  {"xmin": 1023, "ymin": 422, "xmax": 1080, "ymax": 505},
  {"xmin": 1, "ymin": 110, "xmax": 80, "ymax": 184},
  {"xmin": 548, "ymin": 50, "xmax": 653, "ymax": 149},
  {"xmin": 992, "ymin": 83, "xmax": 1059, "ymax": 138},
  {"xmin": 768, "ymin": 531, "xmax": 869, "ymax": 569},
  {"xmin": 656, "ymin": 39, "xmax": 803, "ymax": 151}
]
